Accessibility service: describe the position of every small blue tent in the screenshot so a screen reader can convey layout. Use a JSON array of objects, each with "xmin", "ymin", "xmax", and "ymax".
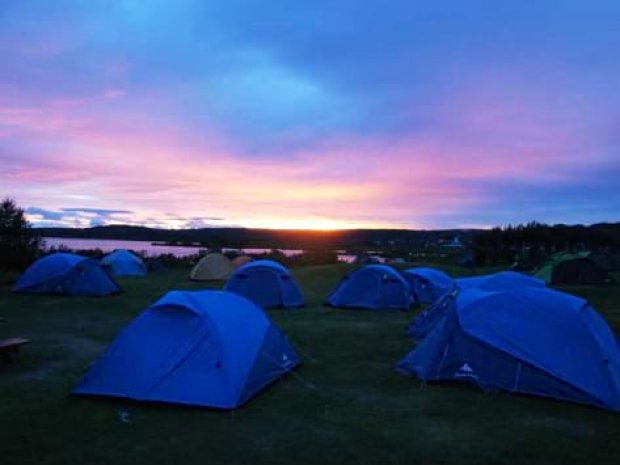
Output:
[
  {"xmin": 73, "ymin": 290, "xmax": 301, "ymax": 409},
  {"xmin": 456, "ymin": 271, "xmax": 545, "ymax": 291},
  {"xmin": 402, "ymin": 267, "xmax": 455, "ymax": 304},
  {"xmin": 13, "ymin": 253, "xmax": 120, "ymax": 296},
  {"xmin": 224, "ymin": 260, "xmax": 304, "ymax": 309},
  {"xmin": 398, "ymin": 287, "xmax": 620, "ymax": 411},
  {"xmin": 101, "ymin": 249, "xmax": 147, "ymax": 277},
  {"xmin": 326, "ymin": 264, "xmax": 414, "ymax": 311}
]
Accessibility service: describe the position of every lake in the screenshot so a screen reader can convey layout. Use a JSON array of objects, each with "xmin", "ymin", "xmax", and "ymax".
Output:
[{"xmin": 43, "ymin": 237, "xmax": 359, "ymax": 262}]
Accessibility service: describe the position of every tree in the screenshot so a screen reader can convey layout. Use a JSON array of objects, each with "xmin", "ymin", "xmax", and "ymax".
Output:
[
  {"xmin": 0, "ymin": 197, "xmax": 42, "ymax": 271},
  {"xmin": 471, "ymin": 220, "xmax": 620, "ymax": 268}
]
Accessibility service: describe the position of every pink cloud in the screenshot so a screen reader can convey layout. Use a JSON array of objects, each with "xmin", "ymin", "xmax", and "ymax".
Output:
[{"xmin": 1, "ymin": 69, "xmax": 615, "ymax": 229}]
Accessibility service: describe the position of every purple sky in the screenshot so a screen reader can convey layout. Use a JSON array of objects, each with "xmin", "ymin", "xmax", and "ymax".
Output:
[{"xmin": 1, "ymin": 1, "xmax": 619, "ymax": 229}]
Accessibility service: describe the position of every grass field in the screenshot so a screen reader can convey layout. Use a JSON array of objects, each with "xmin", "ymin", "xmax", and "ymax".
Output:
[{"xmin": 1, "ymin": 264, "xmax": 619, "ymax": 465}]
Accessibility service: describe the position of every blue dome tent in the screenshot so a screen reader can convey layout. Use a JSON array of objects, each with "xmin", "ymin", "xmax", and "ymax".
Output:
[
  {"xmin": 74, "ymin": 290, "xmax": 301, "ymax": 409},
  {"xmin": 13, "ymin": 253, "xmax": 120, "ymax": 296},
  {"xmin": 408, "ymin": 271, "xmax": 546, "ymax": 339},
  {"xmin": 398, "ymin": 287, "xmax": 620, "ymax": 411},
  {"xmin": 326, "ymin": 265, "xmax": 414, "ymax": 311},
  {"xmin": 224, "ymin": 260, "xmax": 304, "ymax": 309},
  {"xmin": 406, "ymin": 287, "xmax": 462, "ymax": 339},
  {"xmin": 101, "ymin": 249, "xmax": 147, "ymax": 277},
  {"xmin": 456, "ymin": 271, "xmax": 545, "ymax": 291},
  {"xmin": 402, "ymin": 267, "xmax": 455, "ymax": 304}
]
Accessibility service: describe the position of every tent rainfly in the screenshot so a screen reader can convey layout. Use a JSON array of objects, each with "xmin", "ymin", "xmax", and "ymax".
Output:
[{"xmin": 73, "ymin": 290, "xmax": 301, "ymax": 409}]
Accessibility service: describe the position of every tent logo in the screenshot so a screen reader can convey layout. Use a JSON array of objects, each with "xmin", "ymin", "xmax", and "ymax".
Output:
[{"xmin": 454, "ymin": 363, "xmax": 478, "ymax": 380}]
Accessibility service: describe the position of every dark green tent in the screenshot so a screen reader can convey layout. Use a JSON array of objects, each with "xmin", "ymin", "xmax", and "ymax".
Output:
[
  {"xmin": 589, "ymin": 250, "xmax": 620, "ymax": 272},
  {"xmin": 534, "ymin": 251, "xmax": 589, "ymax": 283},
  {"xmin": 551, "ymin": 258, "xmax": 613, "ymax": 285}
]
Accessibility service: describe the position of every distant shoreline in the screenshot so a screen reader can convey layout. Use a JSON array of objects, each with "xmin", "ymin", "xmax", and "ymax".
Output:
[{"xmin": 34, "ymin": 225, "xmax": 480, "ymax": 251}]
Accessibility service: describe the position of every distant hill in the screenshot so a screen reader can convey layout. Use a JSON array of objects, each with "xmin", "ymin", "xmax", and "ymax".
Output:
[{"xmin": 34, "ymin": 225, "xmax": 481, "ymax": 250}]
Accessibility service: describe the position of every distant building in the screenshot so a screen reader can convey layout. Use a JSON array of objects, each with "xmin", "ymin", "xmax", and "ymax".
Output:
[{"xmin": 443, "ymin": 236, "xmax": 464, "ymax": 248}]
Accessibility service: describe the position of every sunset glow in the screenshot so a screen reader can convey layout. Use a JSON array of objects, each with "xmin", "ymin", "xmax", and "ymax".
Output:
[{"xmin": 1, "ymin": 1, "xmax": 619, "ymax": 229}]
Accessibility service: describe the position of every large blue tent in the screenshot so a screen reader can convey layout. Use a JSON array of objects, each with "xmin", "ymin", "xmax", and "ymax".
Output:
[
  {"xmin": 402, "ymin": 267, "xmax": 455, "ymax": 304},
  {"xmin": 224, "ymin": 260, "xmax": 304, "ymax": 309},
  {"xmin": 326, "ymin": 264, "xmax": 414, "ymax": 311},
  {"xmin": 74, "ymin": 290, "xmax": 301, "ymax": 409},
  {"xmin": 398, "ymin": 287, "xmax": 620, "ymax": 411},
  {"xmin": 456, "ymin": 271, "xmax": 545, "ymax": 291},
  {"xmin": 408, "ymin": 271, "xmax": 545, "ymax": 339},
  {"xmin": 406, "ymin": 288, "xmax": 460, "ymax": 338},
  {"xmin": 101, "ymin": 249, "xmax": 147, "ymax": 277},
  {"xmin": 13, "ymin": 252, "xmax": 120, "ymax": 296}
]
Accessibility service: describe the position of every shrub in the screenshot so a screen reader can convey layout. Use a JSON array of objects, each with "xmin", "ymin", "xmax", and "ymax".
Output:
[{"xmin": 0, "ymin": 197, "xmax": 42, "ymax": 271}]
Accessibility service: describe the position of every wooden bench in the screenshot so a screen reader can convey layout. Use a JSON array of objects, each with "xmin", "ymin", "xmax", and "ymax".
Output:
[{"xmin": 0, "ymin": 338, "xmax": 31, "ymax": 365}]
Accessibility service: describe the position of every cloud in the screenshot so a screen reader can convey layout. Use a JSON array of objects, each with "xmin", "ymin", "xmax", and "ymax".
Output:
[
  {"xmin": 61, "ymin": 207, "xmax": 133, "ymax": 215},
  {"xmin": 24, "ymin": 206, "xmax": 229, "ymax": 229},
  {"xmin": 188, "ymin": 216, "xmax": 226, "ymax": 221},
  {"xmin": 25, "ymin": 207, "xmax": 64, "ymax": 221},
  {"xmin": 89, "ymin": 217, "xmax": 106, "ymax": 227},
  {"xmin": 3, "ymin": 1, "xmax": 620, "ymax": 228},
  {"xmin": 184, "ymin": 219, "xmax": 221, "ymax": 229}
]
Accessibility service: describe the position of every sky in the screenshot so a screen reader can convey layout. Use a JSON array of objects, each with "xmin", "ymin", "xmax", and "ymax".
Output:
[{"xmin": 1, "ymin": 1, "xmax": 619, "ymax": 230}]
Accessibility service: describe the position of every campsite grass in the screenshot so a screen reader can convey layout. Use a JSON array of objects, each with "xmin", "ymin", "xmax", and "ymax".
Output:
[{"xmin": 1, "ymin": 264, "xmax": 619, "ymax": 465}]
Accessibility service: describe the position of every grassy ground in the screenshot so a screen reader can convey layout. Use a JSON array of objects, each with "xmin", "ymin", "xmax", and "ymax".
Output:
[{"xmin": 1, "ymin": 264, "xmax": 619, "ymax": 465}]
